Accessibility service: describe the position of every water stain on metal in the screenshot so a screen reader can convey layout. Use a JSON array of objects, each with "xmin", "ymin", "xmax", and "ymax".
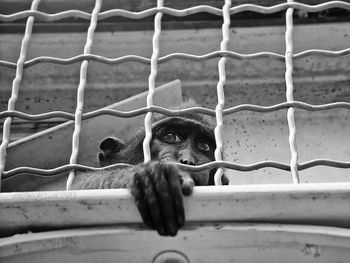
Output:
[{"xmin": 301, "ymin": 243, "xmax": 321, "ymax": 258}]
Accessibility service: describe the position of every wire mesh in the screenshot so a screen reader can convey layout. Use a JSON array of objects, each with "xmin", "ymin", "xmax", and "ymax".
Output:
[
  {"xmin": 0, "ymin": 0, "xmax": 42, "ymax": 190},
  {"xmin": 0, "ymin": 1, "xmax": 350, "ymax": 191},
  {"xmin": 213, "ymin": 0, "xmax": 231, "ymax": 185},
  {"xmin": 1, "ymin": 2, "xmax": 350, "ymax": 22},
  {"xmin": 285, "ymin": 0, "xmax": 300, "ymax": 184},
  {"xmin": 143, "ymin": 0, "xmax": 164, "ymax": 163},
  {"xmin": 66, "ymin": 0, "xmax": 102, "ymax": 190}
]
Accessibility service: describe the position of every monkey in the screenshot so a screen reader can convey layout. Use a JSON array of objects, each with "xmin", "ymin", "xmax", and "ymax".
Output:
[{"xmin": 72, "ymin": 100, "xmax": 228, "ymax": 236}]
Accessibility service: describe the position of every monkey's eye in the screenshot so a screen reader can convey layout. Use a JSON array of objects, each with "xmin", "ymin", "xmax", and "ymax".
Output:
[
  {"xmin": 161, "ymin": 132, "xmax": 182, "ymax": 144},
  {"xmin": 196, "ymin": 141, "xmax": 211, "ymax": 153}
]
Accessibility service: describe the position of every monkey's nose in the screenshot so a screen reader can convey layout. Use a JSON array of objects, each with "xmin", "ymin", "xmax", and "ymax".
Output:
[{"xmin": 180, "ymin": 159, "xmax": 195, "ymax": 166}]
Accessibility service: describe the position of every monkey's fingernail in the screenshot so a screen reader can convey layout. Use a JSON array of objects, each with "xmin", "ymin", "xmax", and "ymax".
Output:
[
  {"xmin": 181, "ymin": 183, "xmax": 193, "ymax": 196},
  {"xmin": 181, "ymin": 175, "xmax": 194, "ymax": 196},
  {"xmin": 157, "ymin": 225, "xmax": 166, "ymax": 236},
  {"xmin": 168, "ymin": 226, "xmax": 178, "ymax": 237},
  {"xmin": 178, "ymin": 215, "xmax": 185, "ymax": 227}
]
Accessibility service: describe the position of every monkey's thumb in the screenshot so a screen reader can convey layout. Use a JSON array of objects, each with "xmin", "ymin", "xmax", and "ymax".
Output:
[{"xmin": 180, "ymin": 173, "xmax": 194, "ymax": 196}]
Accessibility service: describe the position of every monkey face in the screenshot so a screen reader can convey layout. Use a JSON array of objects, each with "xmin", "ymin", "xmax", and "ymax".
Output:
[
  {"xmin": 151, "ymin": 117, "xmax": 216, "ymax": 185},
  {"xmin": 98, "ymin": 116, "xmax": 220, "ymax": 186}
]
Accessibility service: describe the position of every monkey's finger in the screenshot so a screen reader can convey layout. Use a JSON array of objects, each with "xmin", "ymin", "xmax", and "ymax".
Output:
[
  {"xmin": 165, "ymin": 164, "xmax": 185, "ymax": 228},
  {"xmin": 180, "ymin": 172, "xmax": 194, "ymax": 196},
  {"xmin": 143, "ymin": 169, "xmax": 167, "ymax": 236},
  {"xmin": 155, "ymin": 163, "xmax": 179, "ymax": 236},
  {"xmin": 131, "ymin": 171, "xmax": 155, "ymax": 230}
]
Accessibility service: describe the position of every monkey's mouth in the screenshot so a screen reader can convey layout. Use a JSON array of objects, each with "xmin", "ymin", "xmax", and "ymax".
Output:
[
  {"xmin": 160, "ymin": 156, "xmax": 177, "ymax": 163},
  {"xmin": 161, "ymin": 157, "xmax": 202, "ymax": 167}
]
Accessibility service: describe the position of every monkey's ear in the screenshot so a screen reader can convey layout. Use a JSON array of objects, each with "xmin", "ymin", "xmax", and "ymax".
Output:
[
  {"xmin": 99, "ymin": 137, "xmax": 126, "ymax": 167},
  {"xmin": 100, "ymin": 137, "xmax": 125, "ymax": 154}
]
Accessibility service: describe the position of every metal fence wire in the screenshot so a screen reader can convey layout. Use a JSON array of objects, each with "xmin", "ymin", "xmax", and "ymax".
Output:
[{"xmin": 1, "ymin": 1, "xmax": 350, "ymax": 191}]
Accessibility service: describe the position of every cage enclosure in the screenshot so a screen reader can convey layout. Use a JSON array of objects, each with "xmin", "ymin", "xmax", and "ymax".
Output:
[{"xmin": 1, "ymin": 0, "xmax": 350, "ymax": 262}]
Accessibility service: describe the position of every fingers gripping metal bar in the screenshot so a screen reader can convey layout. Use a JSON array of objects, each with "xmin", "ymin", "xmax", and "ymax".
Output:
[
  {"xmin": 214, "ymin": 0, "xmax": 231, "ymax": 186},
  {"xmin": 66, "ymin": 0, "xmax": 102, "ymax": 190},
  {"xmin": 285, "ymin": 0, "xmax": 300, "ymax": 184},
  {"xmin": 143, "ymin": 0, "xmax": 164, "ymax": 163},
  {"xmin": 0, "ymin": 0, "xmax": 42, "ymax": 191}
]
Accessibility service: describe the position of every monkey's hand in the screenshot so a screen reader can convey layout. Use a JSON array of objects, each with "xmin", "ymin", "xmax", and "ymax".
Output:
[{"xmin": 129, "ymin": 161, "xmax": 194, "ymax": 236}]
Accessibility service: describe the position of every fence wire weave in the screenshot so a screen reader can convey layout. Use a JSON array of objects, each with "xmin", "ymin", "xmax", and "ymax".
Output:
[
  {"xmin": 1, "ymin": 48, "xmax": 350, "ymax": 69},
  {"xmin": 1, "ymin": 1, "xmax": 350, "ymax": 190},
  {"xmin": 285, "ymin": 0, "xmax": 300, "ymax": 184},
  {"xmin": 213, "ymin": 0, "xmax": 231, "ymax": 185},
  {"xmin": 1, "ymin": 2, "xmax": 350, "ymax": 22},
  {"xmin": 66, "ymin": 0, "xmax": 102, "ymax": 190},
  {"xmin": 0, "ymin": 0, "xmax": 42, "ymax": 190},
  {"xmin": 143, "ymin": 0, "xmax": 164, "ymax": 163}
]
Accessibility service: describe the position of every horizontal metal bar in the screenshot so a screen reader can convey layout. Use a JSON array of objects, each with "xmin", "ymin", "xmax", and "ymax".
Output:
[
  {"xmin": 1, "ymin": 48, "xmax": 350, "ymax": 69},
  {"xmin": 1, "ymin": 101, "xmax": 350, "ymax": 122},
  {"xmin": 1, "ymin": 1, "xmax": 350, "ymax": 22},
  {"xmin": 1, "ymin": 183, "xmax": 350, "ymax": 237},
  {"xmin": 3, "ymin": 158, "xmax": 350, "ymax": 180}
]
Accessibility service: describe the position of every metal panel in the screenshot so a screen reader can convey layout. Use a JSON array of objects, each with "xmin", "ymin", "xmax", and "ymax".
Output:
[{"xmin": 2, "ymin": 223, "xmax": 350, "ymax": 262}]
